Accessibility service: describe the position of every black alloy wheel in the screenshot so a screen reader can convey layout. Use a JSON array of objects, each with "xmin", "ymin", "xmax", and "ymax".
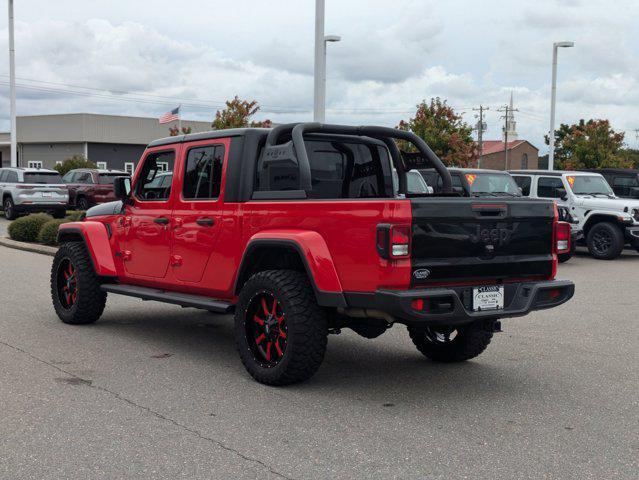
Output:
[
  {"xmin": 56, "ymin": 258, "xmax": 78, "ymax": 309},
  {"xmin": 246, "ymin": 291, "xmax": 288, "ymax": 367}
]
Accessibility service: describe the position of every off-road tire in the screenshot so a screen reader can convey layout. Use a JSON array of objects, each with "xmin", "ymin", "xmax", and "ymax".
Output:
[
  {"xmin": 4, "ymin": 197, "xmax": 17, "ymax": 220},
  {"xmin": 51, "ymin": 241, "xmax": 106, "ymax": 325},
  {"xmin": 586, "ymin": 222, "xmax": 624, "ymax": 260},
  {"xmin": 234, "ymin": 270, "xmax": 328, "ymax": 385},
  {"xmin": 76, "ymin": 197, "xmax": 89, "ymax": 211},
  {"xmin": 407, "ymin": 320, "xmax": 493, "ymax": 363}
]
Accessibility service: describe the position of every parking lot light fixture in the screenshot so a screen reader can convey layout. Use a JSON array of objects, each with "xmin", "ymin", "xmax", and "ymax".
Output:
[{"xmin": 548, "ymin": 41, "xmax": 574, "ymax": 171}]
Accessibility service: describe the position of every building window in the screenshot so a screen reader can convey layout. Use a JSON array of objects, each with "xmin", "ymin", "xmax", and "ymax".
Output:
[
  {"xmin": 124, "ymin": 162, "xmax": 135, "ymax": 174},
  {"xmin": 157, "ymin": 161, "xmax": 169, "ymax": 172},
  {"xmin": 28, "ymin": 161, "xmax": 43, "ymax": 169},
  {"xmin": 521, "ymin": 153, "xmax": 528, "ymax": 169},
  {"xmin": 97, "ymin": 162, "xmax": 107, "ymax": 170},
  {"xmin": 55, "ymin": 160, "xmax": 63, "ymax": 166}
]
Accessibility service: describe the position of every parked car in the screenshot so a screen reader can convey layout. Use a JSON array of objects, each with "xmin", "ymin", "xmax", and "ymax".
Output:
[
  {"xmin": 584, "ymin": 168, "xmax": 639, "ymax": 199},
  {"xmin": 62, "ymin": 168, "xmax": 130, "ymax": 210},
  {"xmin": 418, "ymin": 168, "xmax": 522, "ymax": 197},
  {"xmin": 0, "ymin": 167, "xmax": 68, "ymax": 220},
  {"xmin": 510, "ymin": 170, "xmax": 639, "ymax": 259},
  {"xmin": 51, "ymin": 123, "xmax": 574, "ymax": 385}
]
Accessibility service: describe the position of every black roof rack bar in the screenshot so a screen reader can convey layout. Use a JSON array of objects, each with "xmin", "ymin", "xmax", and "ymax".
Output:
[{"xmin": 289, "ymin": 123, "xmax": 453, "ymax": 194}]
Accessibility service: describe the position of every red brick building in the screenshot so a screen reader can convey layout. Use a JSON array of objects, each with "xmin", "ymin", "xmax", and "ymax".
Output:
[{"xmin": 478, "ymin": 140, "xmax": 539, "ymax": 171}]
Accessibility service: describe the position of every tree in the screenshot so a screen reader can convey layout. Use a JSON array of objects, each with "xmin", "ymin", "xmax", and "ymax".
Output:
[
  {"xmin": 396, "ymin": 98, "xmax": 477, "ymax": 167},
  {"xmin": 211, "ymin": 96, "xmax": 272, "ymax": 130},
  {"xmin": 618, "ymin": 148, "xmax": 639, "ymax": 169},
  {"xmin": 169, "ymin": 125, "xmax": 192, "ymax": 136},
  {"xmin": 544, "ymin": 119, "xmax": 631, "ymax": 169},
  {"xmin": 54, "ymin": 155, "xmax": 96, "ymax": 175}
]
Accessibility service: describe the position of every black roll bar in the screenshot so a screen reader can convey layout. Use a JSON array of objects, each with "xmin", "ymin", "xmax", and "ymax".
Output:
[{"xmin": 261, "ymin": 122, "xmax": 453, "ymax": 195}]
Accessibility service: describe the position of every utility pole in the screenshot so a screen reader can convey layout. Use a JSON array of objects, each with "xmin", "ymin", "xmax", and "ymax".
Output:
[
  {"xmin": 313, "ymin": 0, "xmax": 340, "ymax": 123},
  {"xmin": 634, "ymin": 128, "xmax": 639, "ymax": 148},
  {"xmin": 498, "ymin": 104, "xmax": 517, "ymax": 170},
  {"xmin": 473, "ymin": 106, "xmax": 488, "ymax": 168},
  {"xmin": 8, "ymin": 0, "xmax": 17, "ymax": 167}
]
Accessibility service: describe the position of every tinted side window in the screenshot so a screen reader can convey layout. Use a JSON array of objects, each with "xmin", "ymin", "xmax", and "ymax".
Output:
[
  {"xmin": 0, "ymin": 170, "xmax": 6, "ymax": 182},
  {"xmin": 613, "ymin": 176, "xmax": 638, "ymax": 187},
  {"xmin": 7, "ymin": 171, "xmax": 18, "ymax": 183},
  {"xmin": 513, "ymin": 176, "xmax": 532, "ymax": 196},
  {"xmin": 62, "ymin": 172, "xmax": 75, "ymax": 183},
  {"xmin": 75, "ymin": 172, "xmax": 93, "ymax": 184},
  {"xmin": 136, "ymin": 151, "xmax": 175, "ymax": 201},
  {"xmin": 183, "ymin": 145, "xmax": 224, "ymax": 200},
  {"xmin": 537, "ymin": 177, "xmax": 564, "ymax": 198},
  {"xmin": 255, "ymin": 140, "xmax": 393, "ymax": 199}
]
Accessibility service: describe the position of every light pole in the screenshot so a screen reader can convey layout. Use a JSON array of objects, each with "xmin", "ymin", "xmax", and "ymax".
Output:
[
  {"xmin": 548, "ymin": 41, "xmax": 574, "ymax": 170},
  {"xmin": 313, "ymin": 0, "xmax": 340, "ymax": 123},
  {"xmin": 8, "ymin": 0, "xmax": 17, "ymax": 167}
]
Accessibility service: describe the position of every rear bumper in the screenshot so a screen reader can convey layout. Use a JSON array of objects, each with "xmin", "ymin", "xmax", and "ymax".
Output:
[
  {"xmin": 14, "ymin": 202, "xmax": 67, "ymax": 213},
  {"xmin": 344, "ymin": 279, "xmax": 575, "ymax": 326}
]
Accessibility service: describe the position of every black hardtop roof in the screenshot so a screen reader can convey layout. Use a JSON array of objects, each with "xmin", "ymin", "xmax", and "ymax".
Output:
[
  {"xmin": 509, "ymin": 170, "xmax": 563, "ymax": 176},
  {"xmin": 148, "ymin": 127, "xmax": 269, "ymax": 147},
  {"xmin": 584, "ymin": 168, "xmax": 639, "ymax": 174},
  {"xmin": 147, "ymin": 127, "xmax": 390, "ymax": 149}
]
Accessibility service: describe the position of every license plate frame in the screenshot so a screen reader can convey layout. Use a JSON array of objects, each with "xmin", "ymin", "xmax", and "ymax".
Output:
[
  {"xmin": 472, "ymin": 285, "xmax": 504, "ymax": 312},
  {"xmin": 41, "ymin": 192, "xmax": 53, "ymax": 197}
]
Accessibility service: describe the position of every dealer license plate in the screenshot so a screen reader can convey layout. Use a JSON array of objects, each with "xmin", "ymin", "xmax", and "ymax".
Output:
[{"xmin": 472, "ymin": 286, "xmax": 504, "ymax": 312}]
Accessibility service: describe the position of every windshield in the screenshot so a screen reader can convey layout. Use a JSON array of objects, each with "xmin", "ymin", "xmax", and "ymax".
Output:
[
  {"xmin": 23, "ymin": 172, "xmax": 63, "ymax": 184},
  {"xmin": 567, "ymin": 175, "xmax": 614, "ymax": 196},
  {"xmin": 98, "ymin": 173, "xmax": 128, "ymax": 185},
  {"xmin": 466, "ymin": 173, "xmax": 520, "ymax": 196}
]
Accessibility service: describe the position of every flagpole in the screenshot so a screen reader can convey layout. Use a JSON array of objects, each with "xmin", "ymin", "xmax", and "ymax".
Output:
[{"xmin": 178, "ymin": 105, "xmax": 181, "ymax": 133}]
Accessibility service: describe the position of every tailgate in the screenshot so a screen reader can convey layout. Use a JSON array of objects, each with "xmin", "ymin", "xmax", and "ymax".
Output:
[{"xmin": 411, "ymin": 198, "xmax": 555, "ymax": 285}]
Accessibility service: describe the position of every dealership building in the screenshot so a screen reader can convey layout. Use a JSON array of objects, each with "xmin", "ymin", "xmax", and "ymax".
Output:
[{"xmin": 0, "ymin": 113, "xmax": 212, "ymax": 173}]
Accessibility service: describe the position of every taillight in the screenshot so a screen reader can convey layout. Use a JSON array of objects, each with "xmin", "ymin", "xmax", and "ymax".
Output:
[
  {"xmin": 376, "ymin": 224, "xmax": 411, "ymax": 259},
  {"xmin": 555, "ymin": 221, "xmax": 571, "ymax": 254}
]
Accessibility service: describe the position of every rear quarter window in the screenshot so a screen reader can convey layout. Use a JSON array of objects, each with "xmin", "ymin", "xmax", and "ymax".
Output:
[{"xmin": 513, "ymin": 175, "xmax": 532, "ymax": 196}]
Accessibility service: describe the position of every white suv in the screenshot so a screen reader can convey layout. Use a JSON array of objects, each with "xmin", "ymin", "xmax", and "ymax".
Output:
[
  {"xmin": 510, "ymin": 170, "xmax": 639, "ymax": 260},
  {"xmin": 0, "ymin": 168, "xmax": 69, "ymax": 220}
]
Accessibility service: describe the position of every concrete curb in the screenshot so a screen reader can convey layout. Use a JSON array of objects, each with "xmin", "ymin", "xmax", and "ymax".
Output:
[{"xmin": 0, "ymin": 236, "xmax": 57, "ymax": 257}]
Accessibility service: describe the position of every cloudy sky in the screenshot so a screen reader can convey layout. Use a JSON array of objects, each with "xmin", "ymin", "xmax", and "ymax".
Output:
[{"xmin": 0, "ymin": 0, "xmax": 638, "ymax": 151}]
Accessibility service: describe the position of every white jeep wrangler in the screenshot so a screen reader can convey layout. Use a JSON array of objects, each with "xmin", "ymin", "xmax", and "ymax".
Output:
[{"xmin": 510, "ymin": 170, "xmax": 639, "ymax": 260}]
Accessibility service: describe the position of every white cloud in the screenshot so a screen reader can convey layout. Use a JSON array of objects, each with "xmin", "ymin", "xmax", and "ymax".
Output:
[{"xmin": 0, "ymin": 0, "xmax": 637, "ymax": 152}]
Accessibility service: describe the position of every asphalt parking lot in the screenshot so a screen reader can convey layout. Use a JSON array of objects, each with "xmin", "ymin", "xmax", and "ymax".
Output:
[{"xmin": 0, "ymin": 217, "xmax": 637, "ymax": 479}]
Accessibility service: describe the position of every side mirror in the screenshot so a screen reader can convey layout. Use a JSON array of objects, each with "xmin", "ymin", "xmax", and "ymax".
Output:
[
  {"xmin": 114, "ymin": 176, "xmax": 131, "ymax": 200},
  {"xmin": 556, "ymin": 187, "xmax": 568, "ymax": 201}
]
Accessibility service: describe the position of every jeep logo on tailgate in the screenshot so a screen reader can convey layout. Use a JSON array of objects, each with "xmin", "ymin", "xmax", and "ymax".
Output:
[{"xmin": 469, "ymin": 225, "xmax": 513, "ymax": 246}]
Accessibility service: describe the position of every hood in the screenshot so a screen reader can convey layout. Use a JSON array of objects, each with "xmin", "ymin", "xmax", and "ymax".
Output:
[
  {"xmin": 85, "ymin": 200, "xmax": 124, "ymax": 218},
  {"xmin": 576, "ymin": 196, "xmax": 639, "ymax": 212}
]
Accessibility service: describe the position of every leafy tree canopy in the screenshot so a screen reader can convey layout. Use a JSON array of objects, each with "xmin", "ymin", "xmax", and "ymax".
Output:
[
  {"xmin": 212, "ymin": 96, "xmax": 272, "ymax": 130},
  {"xmin": 397, "ymin": 97, "xmax": 477, "ymax": 167},
  {"xmin": 545, "ymin": 119, "xmax": 631, "ymax": 169}
]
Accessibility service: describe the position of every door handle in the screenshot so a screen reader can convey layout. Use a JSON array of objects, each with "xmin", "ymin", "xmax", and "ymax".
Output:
[
  {"xmin": 154, "ymin": 217, "xmax": 170, "ymax": 225},
  {"xmin": 196, "ymin": 217, "xmax": 215, "ymax": 227}
]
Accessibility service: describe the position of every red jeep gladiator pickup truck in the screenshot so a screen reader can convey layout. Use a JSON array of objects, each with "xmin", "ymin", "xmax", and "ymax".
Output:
[{"xmin": 50, "ymin": 123, "xmax": 574, "ymax": 385}]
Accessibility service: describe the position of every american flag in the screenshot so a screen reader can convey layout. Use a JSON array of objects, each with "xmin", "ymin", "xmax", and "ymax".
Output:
[{"xmin": 159, "ymin": 106, "xmax": 180, "ymax": 124}]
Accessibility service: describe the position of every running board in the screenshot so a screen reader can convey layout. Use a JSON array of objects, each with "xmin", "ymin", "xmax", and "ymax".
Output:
[{"xmin": 100, "ymin": 284, "xmax": 234, "ymax": 313}]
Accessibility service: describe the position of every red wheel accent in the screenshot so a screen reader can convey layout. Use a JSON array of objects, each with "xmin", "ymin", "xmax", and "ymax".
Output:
[
  {"xmin": 245, "ymin": 291, "xmax": 288, "ymax": 367},
  {"xmin": 56, "ymin": 258, "xmax": 78, "ymax": 310}
]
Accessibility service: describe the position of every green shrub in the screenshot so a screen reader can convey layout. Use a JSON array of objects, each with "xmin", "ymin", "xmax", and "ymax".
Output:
[
  {"xmin": 8, "ymin": 213, "xmax": 53, "ymax": 242},
  {"xmin": 54, "ymin": 155, "xmax": 96, "ymax": 176},
  {"xmin": 38, "ymin": 219, "xmax": 68, "ymax": 246},
  {"xmin": 65, "ymin": 211, "xmax": 85, "ymax": 222}
]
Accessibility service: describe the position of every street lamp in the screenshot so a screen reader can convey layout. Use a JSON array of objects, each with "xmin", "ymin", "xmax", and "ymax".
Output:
[
  {"xmin": 548, "ymin": 41, "xmax": 574, "ymax": 171},
  {"xmin": 8, "ymin": 0, "xmax": 17, "ymax": 167},
  {"xmin": 313, "ymin": 0, "xmax": 341, "ymax": 123}
]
